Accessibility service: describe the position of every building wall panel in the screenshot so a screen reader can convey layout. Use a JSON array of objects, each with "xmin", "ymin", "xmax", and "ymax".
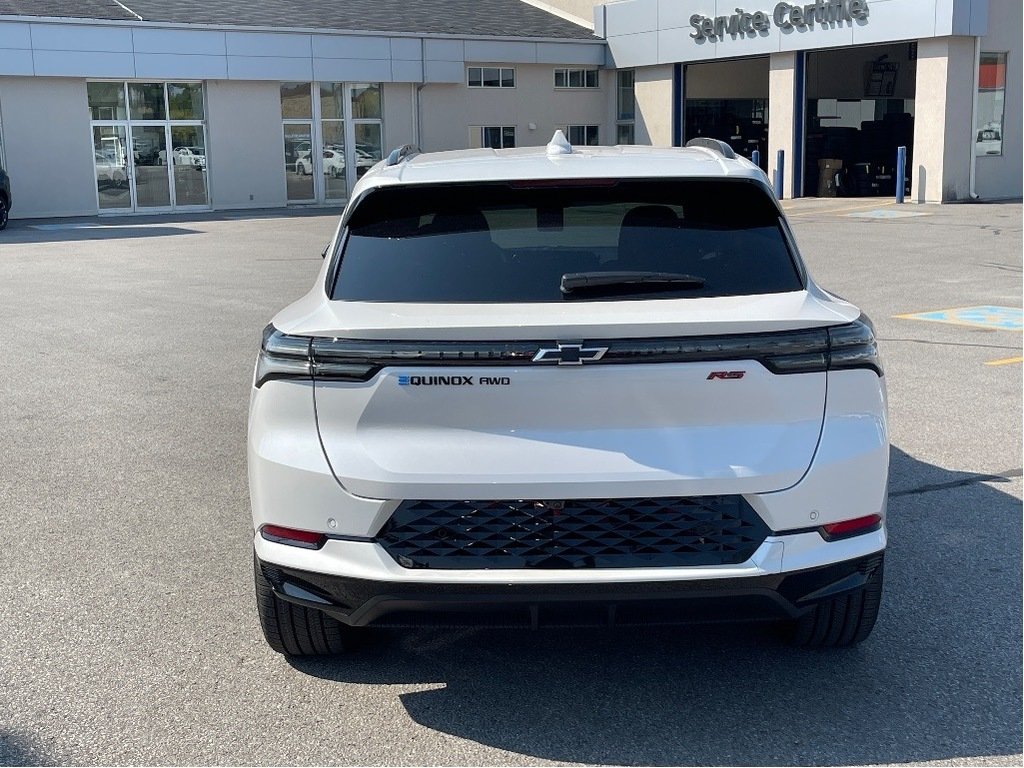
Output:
[
  {"xmin": 134, "ymin": 53, "xmax": 228, "ymax": 80},
  {"xmin": 313, "ymin": 57, "xmax": 393, "ymax": 82},
  {"xmin": 30, "ymin": 24, "xmax": 133, "ymax": 52},
  {"xmin": 418, "ymin": 62, "xmax": 609, "ymax": 151},
  {"xmin": 0, "ymin": 77, "xmax": 97, "ymax": 218},
  {"xmin": 132, "ymin": 28, "xmax": 227, "ymax": 56},
  {"xmin": 32, "ymin": 50, "xmax": 136, "ymax": 78},
  {"xmin": 0, "ymin": 49, "xmax": 33, "ymax": 76},
  {"xmin": 205, "ymin": 79, "xmax": 288, "ymax": 210},
  {"xmin": 226, "ymin": 55, "xmax": 312, "ymax": 81},
  {"xmin": 312, "ymin": 35, "xmax": 391, "ymax": 60},
  {"xmin": 0, "ymin": 21, "xmax": 31, "ymax": 49},
  {"xmin": 225, "ymin": 32, "xmax": 312, "ymax": 58}
]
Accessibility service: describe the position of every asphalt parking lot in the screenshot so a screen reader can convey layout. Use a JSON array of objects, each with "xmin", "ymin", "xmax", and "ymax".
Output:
[{"xmin": 0, "ymin": 200, "xmax": 1021, "ymax": 766}]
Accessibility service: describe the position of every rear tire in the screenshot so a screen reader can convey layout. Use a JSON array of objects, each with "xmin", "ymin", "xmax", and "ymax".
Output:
[
  {"xmin": 789, "ymin": 557, "xmax": 884, "ymax": 648},
  {"xmin": 0, "ymin": 197, "xmax": 8, "ymax": 230},
  {"xmin": 254, "ymin": 553, "xmax": 353, "ymax": 655}
]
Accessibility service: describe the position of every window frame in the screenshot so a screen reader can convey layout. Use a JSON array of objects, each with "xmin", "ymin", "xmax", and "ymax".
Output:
[
  {"xmin": 616, "ymin": 69, "xmax": 636, "ymax": 145},
  {"xmin": 554, "ymin": 67, "xmax": 600, "ymax": 89},
  {"xmin": 562, "ymin": 124, "xmax": 600, "ymax": 146},
  {"xmin": 472, "ymin": 125, "xmax": 517, "ymax": 149},
  {"xmin": 467, "ymin": 66, "xmax": 516, "ymax": 89},
  {"xmin": 86, "ymin": 79, "xmax": 210, "ymax": 212},
  {"xmin": 975, "ymin": 51, "xmax": 1008, "ymax": 158}
]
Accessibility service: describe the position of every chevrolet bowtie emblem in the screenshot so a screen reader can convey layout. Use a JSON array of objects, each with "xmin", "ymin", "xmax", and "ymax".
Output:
[{"xmin": 532, "ymin": 343, "xmax": 608, "ymax": 366}]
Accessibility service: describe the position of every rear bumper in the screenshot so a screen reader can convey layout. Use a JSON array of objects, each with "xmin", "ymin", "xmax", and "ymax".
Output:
[{"xmin": 256, "ymin": 550, "xmax": 884, "ymax": 628}]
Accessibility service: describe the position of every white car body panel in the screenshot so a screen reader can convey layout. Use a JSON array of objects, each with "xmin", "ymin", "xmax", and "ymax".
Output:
[
  {"xmin": 247, "ymin": 141, "xmax": 888, "ymax": 622},
  {"xmin": 313, "ymin": 362, "xmax": 825, "ymax": 500}
]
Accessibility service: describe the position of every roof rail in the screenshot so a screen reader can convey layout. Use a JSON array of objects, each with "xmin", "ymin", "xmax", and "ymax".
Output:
[
  {"xmin": 684, "ymin": 138, "xmax": 737, "ymax": 159},
  {"xmin": 386, "ymin": 144, "xmax": 419, "ymax": 166}
]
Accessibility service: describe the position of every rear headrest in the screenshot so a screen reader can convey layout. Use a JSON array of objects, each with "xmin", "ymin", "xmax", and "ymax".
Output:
[
  {"xmin": 620, "ymin": 205, "xmax": 679, "ymax": 229},
  {"xmin": 424, "ymin": 210, "xmax": 490, "ymax": 235}
]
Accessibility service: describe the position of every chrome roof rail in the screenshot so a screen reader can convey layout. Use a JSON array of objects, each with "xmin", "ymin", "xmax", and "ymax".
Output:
[{"xmin": 684, "ymin": 138, "xmax": 737, "ymax": 159}]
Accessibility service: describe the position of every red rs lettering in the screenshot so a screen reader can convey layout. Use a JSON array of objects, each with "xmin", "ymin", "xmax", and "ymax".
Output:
[{"xmin": 707, "ymin": 371, "xmax": 746, "ymax": 380}]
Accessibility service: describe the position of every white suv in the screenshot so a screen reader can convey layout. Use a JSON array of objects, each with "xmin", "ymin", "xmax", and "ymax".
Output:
[{"xmin": 249, "ymin": 134, "xmax": 888, "ymax": 655}]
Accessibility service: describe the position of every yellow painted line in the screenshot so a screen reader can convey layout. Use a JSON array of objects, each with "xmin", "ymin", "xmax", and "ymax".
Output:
[
  {"xmin": 985, "ymin": 356, "xmax": 1024, "ymax": 366},
  {"xmin": 784, "ymin": 201, "xmax": 896, "ymax": 218}
]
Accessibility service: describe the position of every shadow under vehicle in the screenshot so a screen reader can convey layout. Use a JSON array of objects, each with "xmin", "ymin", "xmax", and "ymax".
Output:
[{"xmin": 287, "ymin": 447, "xmax": 1023, "ymax": 767}]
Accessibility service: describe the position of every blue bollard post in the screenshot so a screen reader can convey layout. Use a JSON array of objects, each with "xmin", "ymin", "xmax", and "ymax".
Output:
[
  {"xmin": 773, "ymin": 149, "xmax": 785, "ymax": 199},
  {"xmin": 895, "ymin": 145, "xmax": 907, "ymax": 203},
  {"xmin": 751, "ymin": 149, "xmax": 760, "ymax": 169}
]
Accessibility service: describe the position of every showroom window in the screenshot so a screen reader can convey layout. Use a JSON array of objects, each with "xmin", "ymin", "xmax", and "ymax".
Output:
[
  {"xmin": 554, "ymin": 68, "xmax": 599, "ymax": 89},
  {"xmin": 470, "ymin": 126, "xmax": 516, "ymax": 149},
  {"xmin": 281, "ymin": 81, "xmax": 384, "ymax": 204},
  {"xmin": 563, "ymin": 125, "xmax": 599, "ymax": 146},
  {"xmin": 87, "ymin": 81, "xmax": 209, "ymax": 212},
  {"xmin": 467, "ymin": 67, "xmax": 515, "ymax": 88},
  {"xmin": 616, "ymin": 70, "xmax": 636, "ymax": 144},
  {"xmin": 975, "ymin": 52, "xmax": 1007, "ymax": 157}
]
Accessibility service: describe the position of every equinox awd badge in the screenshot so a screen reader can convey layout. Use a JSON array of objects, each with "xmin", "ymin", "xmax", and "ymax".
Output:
[{"xmin": 532, "ymin": 343, "xmax": 608, "ymax": 366}]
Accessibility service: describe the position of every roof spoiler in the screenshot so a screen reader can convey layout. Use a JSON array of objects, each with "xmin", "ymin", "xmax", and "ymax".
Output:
[{"xmin": 684, "ymin": 138, "xmax": 736, "ymax": 159}]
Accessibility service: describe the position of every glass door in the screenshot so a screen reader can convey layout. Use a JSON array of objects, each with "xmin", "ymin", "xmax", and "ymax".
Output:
[
  {"xmin": 92, "ymin": 125, "xmax": 132, "ymax": 212},
  {"xmin": 131, "ymin": 125, "xmax": 171, "ymax": 209},
  {"xmin": 89, "ymin": 81, "xmax": 210, "ymax": 213},
  {"xmin": 283, "ymin": 123, "xmax": 315, "ymax": 203},
  {"xmin": 280, "ymin": 82, "xmax": 384, "ymax": 205},
  {"xmin": 169, "ymin": 125, "xmax": 209, "ymax": 208}
]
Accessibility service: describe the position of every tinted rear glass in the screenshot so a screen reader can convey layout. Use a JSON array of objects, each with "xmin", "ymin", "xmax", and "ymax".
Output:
[{"xmin": 332, "ymin": 179, "xmax": 802, "ymax": 302}]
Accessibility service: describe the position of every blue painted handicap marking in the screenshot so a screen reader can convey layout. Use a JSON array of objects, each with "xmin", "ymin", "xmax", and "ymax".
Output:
[{"xmin": 898, "ymin": 305, "xmax": 1023, "ymax": 330}]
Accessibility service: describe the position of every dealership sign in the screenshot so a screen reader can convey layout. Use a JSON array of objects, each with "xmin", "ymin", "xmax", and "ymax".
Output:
[{"xmin": 689, "ymin": 0, "xmax": 868, "ymax": 40}]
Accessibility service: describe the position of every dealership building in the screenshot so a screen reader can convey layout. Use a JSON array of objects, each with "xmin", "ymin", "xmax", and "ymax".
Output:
[{"xmin": 0, "ymin": 0, "xmax": 1018, "ymax": 219}]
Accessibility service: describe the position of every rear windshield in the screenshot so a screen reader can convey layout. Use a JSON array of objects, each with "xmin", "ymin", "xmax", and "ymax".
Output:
[{"xmin": 331, "ymin": 179, "xmax": 802, "ymax": 303}]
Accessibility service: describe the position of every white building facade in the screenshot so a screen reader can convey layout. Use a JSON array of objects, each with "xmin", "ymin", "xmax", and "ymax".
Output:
[
  {"xmin": 590, "ymin": 0, "xmax": 1021, "ymax": 202},
  {"xmin": 0, "ymin": 0, "xmax": 1018, "ymax": 219},
  {"xmin": 0, "ymin": 2, "xmax": 609, "ymax": 218}
]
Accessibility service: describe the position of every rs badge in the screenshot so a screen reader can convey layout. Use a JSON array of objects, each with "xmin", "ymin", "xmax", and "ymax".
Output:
[{"xmin": 707, "ymin": 371, "xmax": 745, "ymax": 380}]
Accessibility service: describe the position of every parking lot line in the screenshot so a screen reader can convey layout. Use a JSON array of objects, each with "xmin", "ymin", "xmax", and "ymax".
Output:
[
  {"xmin": 984, "ymin": 356, "xmax": 1024, "ymax": 366},
  {"xmin": 784, "ymin": 201, "xmax": 896, "ymax": 218}
]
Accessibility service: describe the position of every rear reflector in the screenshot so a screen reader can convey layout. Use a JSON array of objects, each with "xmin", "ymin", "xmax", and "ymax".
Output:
[
  {"xmin": 260, "ymin": 524, "xmax": 326, "ymax": 549},
  {"xmin": 819, "ymin": 514, "xmax": 882, "ymax": 541}
]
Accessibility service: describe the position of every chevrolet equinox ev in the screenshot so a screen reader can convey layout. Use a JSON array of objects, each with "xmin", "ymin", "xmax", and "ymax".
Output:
[{"xmin": 248, "ymin": 134, "xmax": 888, "ymax": 655}]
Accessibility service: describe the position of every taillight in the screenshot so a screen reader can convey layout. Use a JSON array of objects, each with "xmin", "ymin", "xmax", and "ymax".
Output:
[
  {"xmin": 764, "ymin": 316, "xmax": 882, "ymax": 376},
  {"xmin": 827, "ymin": 315, "xmax": 883, "ymax": 376},
  {"xmin": 254, "ymin": 325, "xmax": 382, "ymax": 387},
  {"xmin": 819, "ymin": 514, "xmax": 882, "ymax": 541},
  {"xmin": 252, "ymin": 315, "xmax": 882, "ymax": 387},
  {"xmin": 254, "ymin": 325, "xmax": 311, "ymax": 387},
  {"xmin": 259, "ymin": 524, "xmax": 326, "ymax": 549}
]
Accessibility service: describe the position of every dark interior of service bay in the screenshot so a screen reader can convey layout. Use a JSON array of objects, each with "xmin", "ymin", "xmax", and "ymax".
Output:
[
  {"xmin": 683, "ymin": 42, "xmax": 916, "ymax": 197},
  {"xmin": 804, "ymin": 42, "xmax": 916, "ymax": 198},
  {"xmin": 685, "ymin": 57, "xmax": 771, "ymax": 173}
]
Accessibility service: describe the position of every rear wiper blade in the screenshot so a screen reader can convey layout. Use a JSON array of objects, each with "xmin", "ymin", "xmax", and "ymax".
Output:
[{"xmin": 560, "ymin": 271, "xmax": 706, "ymax": 296}]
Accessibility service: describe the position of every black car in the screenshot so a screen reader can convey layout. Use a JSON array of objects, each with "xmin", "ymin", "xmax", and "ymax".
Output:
[{"xmin": 0, "ymin": 165, "xmax": 10, "ymax": 230}]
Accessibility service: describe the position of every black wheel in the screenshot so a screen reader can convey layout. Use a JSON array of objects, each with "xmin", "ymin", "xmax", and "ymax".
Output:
[
  {"xmin": 789, "ymin": 557, "xmax": 884, "ymax": 648},
  {"xmin": 254, "ymin": 553, "xmax": 354, "ymax": 655},
  {"xmin": 0, "ymin": 197, "xmax": 8, "ymax": 231}
]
